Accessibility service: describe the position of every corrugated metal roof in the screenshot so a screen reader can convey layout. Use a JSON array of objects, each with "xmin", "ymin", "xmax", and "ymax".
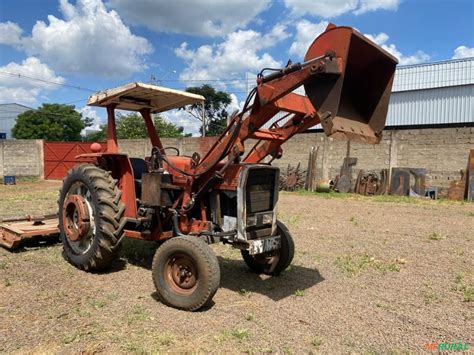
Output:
[
  {"xmin": 386, "ymin": 84, "xmax": 474, "ymax": 126},
  {"xmin": 262, "ymin": 58, "xmax": 474, "ymax": 129},
  {"xmin": 392, "ymin": 57, "xmax": 474, "ymax": 92}
]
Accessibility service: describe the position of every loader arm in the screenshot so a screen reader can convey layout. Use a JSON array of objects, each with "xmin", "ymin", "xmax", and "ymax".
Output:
[
  {"xmin": 192, "ymin": 56, "xmax": 339, "ymax": 175},
  {"xmin": 189, "ymin": 24, "xmax": 398, "ymax": 189}
]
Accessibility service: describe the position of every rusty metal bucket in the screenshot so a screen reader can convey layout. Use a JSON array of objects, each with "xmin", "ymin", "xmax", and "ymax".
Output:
[{"xmin": 304, "ymin": 25, "xmax": 398, "ymax": 144}]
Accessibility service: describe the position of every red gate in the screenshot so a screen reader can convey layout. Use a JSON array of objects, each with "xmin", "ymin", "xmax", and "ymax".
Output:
[{"xmin": 43, "ymin": 142, "xmax": 105, "ymax": 180}]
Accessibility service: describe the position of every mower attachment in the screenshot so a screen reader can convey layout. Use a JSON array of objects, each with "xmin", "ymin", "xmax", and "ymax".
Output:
[{"xmin": 0, "ymin": 215, "xmax": 59, "ymax": 250}]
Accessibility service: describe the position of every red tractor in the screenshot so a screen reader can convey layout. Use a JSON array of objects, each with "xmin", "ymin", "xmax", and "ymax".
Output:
[{"xmin": 58, "ymin": 24, "xmax": 397, "ymax": 311}]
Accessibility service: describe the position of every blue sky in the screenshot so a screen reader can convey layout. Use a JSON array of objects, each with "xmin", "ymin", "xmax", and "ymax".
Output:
[{"xmin": 0, "ymin": 0, "xmax": 473, "ymax": 134}]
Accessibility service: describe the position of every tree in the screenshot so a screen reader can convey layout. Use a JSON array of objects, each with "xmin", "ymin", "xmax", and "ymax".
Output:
[
  {"xmin": 12, "ymin": 103, "xmax": 92, "ymax": 141},
  {"xmin": 185, "ymin": 84, "xmax": 232, "ymax": 136},
  {"xmin": 84, "ymin": 113, "xmax": 187, "ymax": 141}
]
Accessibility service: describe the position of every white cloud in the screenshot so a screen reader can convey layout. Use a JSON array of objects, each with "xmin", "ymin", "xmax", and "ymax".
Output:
[
  {"xmin": 353, "ymin": 0, "xmax": 399, "ymax": 15},
  {"xmin": 366, "ymin": 32, "xmax": 430, "ymax": 65},
  {"xmin": 107, "ymin": 0, "xmax": 270, "ymax": 37},
  {"xmin": 227, "ymin": 93, "xmax": 244, "ymax": 113},
  {"xmin": 3, "ymin": 0, "xmax": 152, "ymax": 78},
  {"xmin": 79, "ymin": 106, "xmax": 103, "ymax": 132},
  {"xmin": 0, "ymin": 21, "xmax": 23, "ymax": 45},
  {"xmin": 289, "ymin": 20, "xmax": 328, "ymax": 58},
  {"xmin": 161, "ymin": 93, "xmax": 244, "ymax": 137},
  {"xmin": 283, "ymin": 0, "xmax": 399, "ymax": 18},
  {"xmin": 162, "ymin": 109, "xmax": 201, "ymax": 136},
  {"xmin": 452, "ymin": 46, "xmax": 474, "ymax": 59},
  {"xmin": 0, "ymin": 57, "xmax": 65, "ymax": 105},
  {"xmin": 175, "ymin": 25, "xmax": 290, "ymax": 91}
]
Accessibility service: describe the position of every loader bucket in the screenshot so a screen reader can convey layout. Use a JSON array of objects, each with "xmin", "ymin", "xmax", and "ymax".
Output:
[{"xmin": 304, "ymin": 25, "xmax": 398, "ymax": 144}]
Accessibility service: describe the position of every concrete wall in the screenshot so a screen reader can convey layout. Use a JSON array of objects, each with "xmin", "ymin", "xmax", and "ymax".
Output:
[
  {"xmin": 117, "ymin": 137, "xmax": 218, "ymax": 158},
  {"xmin": 1, "ymin": 126, "xmax": 472, "ymax": 188},
  {"xmin": 0, "ymin": 140, "xmax": 43, "ymax": 178},
  {"xmin": 272, "ymin": 127, "xmax": 473, "ymax": 188}
]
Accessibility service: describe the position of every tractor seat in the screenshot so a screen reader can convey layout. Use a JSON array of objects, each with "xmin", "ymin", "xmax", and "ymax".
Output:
[{"xmin": 129, "ymin": 158, "xmax": 148, "ymax": 197}]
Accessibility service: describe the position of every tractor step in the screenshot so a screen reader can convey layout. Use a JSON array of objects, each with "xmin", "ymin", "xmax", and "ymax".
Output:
[{"xmin": 0, "ymin": 215, "xmax": 60, "ymax": 250}]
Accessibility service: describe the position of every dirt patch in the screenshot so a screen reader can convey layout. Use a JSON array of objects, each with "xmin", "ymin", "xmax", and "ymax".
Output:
[{"xmin": 0, "ymin": 181, "xmax": 472, "ymax": 353}]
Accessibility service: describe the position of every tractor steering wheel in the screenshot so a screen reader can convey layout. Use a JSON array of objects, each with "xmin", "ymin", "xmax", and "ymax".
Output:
[{"xmin": 163, "ymin": 147, "xmax": 180, "ymax": 156}]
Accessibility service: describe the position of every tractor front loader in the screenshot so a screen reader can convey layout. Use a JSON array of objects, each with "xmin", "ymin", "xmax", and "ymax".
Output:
[{"xmin": 41, "ymin": 24, "xmax": 397, "ymax": 311}]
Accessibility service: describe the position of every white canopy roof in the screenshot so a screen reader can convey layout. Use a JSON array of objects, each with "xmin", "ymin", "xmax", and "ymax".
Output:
[{"xmin": 87, "ymin": 82, "xmax": 205, "ymax": 113}]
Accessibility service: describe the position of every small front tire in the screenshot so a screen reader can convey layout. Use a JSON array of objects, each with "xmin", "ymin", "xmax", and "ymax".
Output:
[
  {"xmin": 241, "ymin": 220, "xmax": 294, "ymax": 275},
  {"xmin": 152, "ymin": 236, "xmax": 220, "ymax": 311}
]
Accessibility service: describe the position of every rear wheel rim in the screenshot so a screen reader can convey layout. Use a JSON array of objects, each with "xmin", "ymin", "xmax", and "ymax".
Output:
[
  {"xmin": 63, "ymin": 182, "xmax": 96, "ymax": 255},
  {"xmin": 164, "ymin": 253, "xmax": 198, "ymax": 295}
]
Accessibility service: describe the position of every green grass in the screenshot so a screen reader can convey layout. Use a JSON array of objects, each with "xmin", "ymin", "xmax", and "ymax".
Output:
[
  {"xmin": 422, "ymin": 284, "xmax": 440, "ymax": 305},
  {"xmin": 311, "ymin": 336, "xmax": 323, "ymax": 349},
  {"xmin": 127, "ymin": 304, "xmax": 150, "ymax": 323},
  {"xmin": 14, "ymin": 176, "xmax": 40, "ymax": 183},
  {"xmin": 463, "ymin": 287, "xmax": 474, "ymax": 302},
  {"xmin": 349, "ymin": 216, "xmax": 358, "ymax": 226},
  {"xmin": 239, "ymin": 289, "xmax": 252, "ymax": 298},
  {"xmin": 335, "ymin": 253, "xmax": 403, "ymax": 276},
  {"xmin": 90, "ymin": 298, "xmax": 107, "ymax": 309},
  {"xmin": 283, "ymin": 189, "xmax": 467, "ymax": 205},
  {"xmin": 375, "ymin": 302, "xmax": 392, "ymax": 310},
  {"xmin": 215, "ymin": 329, "xmax": 250, "ymax": 344},
  {"xmin": 156, "ymin": 333, "xmax": 176, "ymax": 347},
  {"xmin": 214, "ymin": 330, "xmax": 231, "ymax": 344},
  {"xmin": 121, "ymin": 332, "xmax": 175, "ymax": 353},
  {"xmin": 231, "ymin": 328, "xmax": 249, "ymax": 341},
  {"xmin": 294, "ymin": 289, "xmax": 305, "ymax": 297},
  {"xmin": 428, "ymin": 232, "xmax": 445, "ymax": 241},
  {"xmin": 454, "ymin": 273, "xmax": 474, "ymax": 302}
]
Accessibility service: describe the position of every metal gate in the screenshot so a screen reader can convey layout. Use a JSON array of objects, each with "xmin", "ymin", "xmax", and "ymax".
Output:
[{"xmin": 43, "ymin": 142, "xmax": 104, "ymax": 180}]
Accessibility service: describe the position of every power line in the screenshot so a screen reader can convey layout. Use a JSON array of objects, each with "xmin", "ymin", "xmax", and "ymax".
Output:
[
  {"xmin": 0, "ymin": 70, "xmax": 97, "ymax": 92},
  {"xmin": 0, "ymin": 69, "xmax": 257, "ymax": 89},
  {"xmin": 160, "ymin": 78, "xmax": 256, "ymax": 82}
]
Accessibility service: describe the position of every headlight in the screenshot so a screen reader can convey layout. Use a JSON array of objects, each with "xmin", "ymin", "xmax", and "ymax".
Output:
[
  {"xmin": 262, "ymin": 212, "xmax": 273, "ymax": 224},
  {"xmin": 246, "ymin": 215, "xmax": 257, "ymax": 226}
]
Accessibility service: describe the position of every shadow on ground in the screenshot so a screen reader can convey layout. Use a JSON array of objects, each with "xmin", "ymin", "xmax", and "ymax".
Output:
[
  {"xmin": 2, "ymin": 235, "xmax": 60, "ymax": 253},
  {"xmin": 218, "ymin": 256, "xmax": 324, "ymax": 301},
  {"xmin": 117, "ymin": 239, "xmax": 324, "ymax": 301},
  {"xmin": 117, "ymin": 238, "xmax": 160, "ymax": 271},
  {"xmin": 8, "ymin": 238, "xmax": 324, "ymax": 303}
]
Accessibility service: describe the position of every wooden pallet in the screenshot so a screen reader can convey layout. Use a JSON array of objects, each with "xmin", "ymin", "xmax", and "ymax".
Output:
[{"xmin": 0, "ymin": 216, "xmax": 59, "ymax": 250}]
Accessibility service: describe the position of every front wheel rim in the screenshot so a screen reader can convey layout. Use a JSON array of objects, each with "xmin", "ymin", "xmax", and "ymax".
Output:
[{"xmin": 164, "ymin": 253, "xmax": 198, "ymax": 295}]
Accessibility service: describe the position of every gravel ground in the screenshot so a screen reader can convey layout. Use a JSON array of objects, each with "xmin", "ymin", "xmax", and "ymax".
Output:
[{"xmin": 0, "ymin": 180, "xmax": 472, "ymax": 353}]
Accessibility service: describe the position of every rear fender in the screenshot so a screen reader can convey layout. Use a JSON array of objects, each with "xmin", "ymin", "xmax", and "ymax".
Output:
[{"xmin": 76, "ymin": 153, "xmax": 137, "ymax": 218}]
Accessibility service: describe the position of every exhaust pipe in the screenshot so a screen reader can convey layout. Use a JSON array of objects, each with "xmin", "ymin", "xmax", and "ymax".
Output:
[{"xmin": 304, "ymin": 24, "xmax": 398, "ymax": 144}]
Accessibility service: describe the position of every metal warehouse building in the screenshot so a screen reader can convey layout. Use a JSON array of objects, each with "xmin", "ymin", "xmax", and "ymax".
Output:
[
  {"xmin": 0, "ymin": 103, "xmax": 32, "ymax": 139},
  {"xmin": 265, "ymin": 57, "xmax": 473, "ymax": 130},
  {"xmin": 386, "ymin": 57, "xmax": 473, "ymax": 127}
]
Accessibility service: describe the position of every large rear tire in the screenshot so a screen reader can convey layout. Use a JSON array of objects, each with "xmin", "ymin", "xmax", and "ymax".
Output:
[
  {"xmin": 241, "ymin": 220, "xmax": 294, "ymax": 275},
  {"xmin": 152, "ymin": 236, "xmax": 220, "ymax": 311},
  {"xmin": 59, "ymin": 164, "xmax": 125, "ymax": 271}
]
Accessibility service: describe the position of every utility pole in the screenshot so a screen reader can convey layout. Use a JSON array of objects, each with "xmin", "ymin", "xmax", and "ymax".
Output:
[{"xmin": 202, "ymin": 102, "xmax": 206, "ymax": 137}]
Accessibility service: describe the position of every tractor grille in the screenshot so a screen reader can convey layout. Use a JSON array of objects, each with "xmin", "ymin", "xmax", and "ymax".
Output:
[{"xmin": 245, "ymin": 168, "xmax": 277, "ymax": 214}]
